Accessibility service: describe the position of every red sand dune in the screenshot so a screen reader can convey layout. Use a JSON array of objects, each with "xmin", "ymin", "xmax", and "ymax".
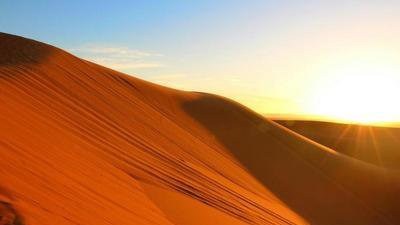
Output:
[
  {"xmin": 276, "ymin": 120, "xmax": 400, "ymax": 170},
  {"xmin": 0, "ymin": 32, "xmax": 400, "ymax": 225}
]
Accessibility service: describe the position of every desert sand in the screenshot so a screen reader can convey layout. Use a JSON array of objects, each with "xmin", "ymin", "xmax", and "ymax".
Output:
[
  {"xmin": 0, "ymin": 32, "xmax": 399, "ymax": 225},
  {"xmin": 276, "ymin": 120, "xmax": 400, "ymax": 170}
]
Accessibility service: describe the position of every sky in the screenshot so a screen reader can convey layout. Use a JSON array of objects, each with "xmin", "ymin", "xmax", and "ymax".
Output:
[{"xmin": 2, "ymin": 0, "xmax": 400, "ymax": 122}]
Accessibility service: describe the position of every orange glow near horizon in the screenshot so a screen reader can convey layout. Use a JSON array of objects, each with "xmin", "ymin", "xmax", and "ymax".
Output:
[{"xmin": 309, "ymin": 61, "xmax": 400, "ymax": 124}]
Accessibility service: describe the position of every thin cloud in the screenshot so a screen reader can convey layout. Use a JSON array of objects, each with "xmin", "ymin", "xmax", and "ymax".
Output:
[{"xmin": 69, "ymin": 45, "xmax": 163, "ymax": 70}]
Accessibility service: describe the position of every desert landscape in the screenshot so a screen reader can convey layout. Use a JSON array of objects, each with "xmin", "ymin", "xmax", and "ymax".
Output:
[
  {"xmin": 2, "ymin": 1, "xmax": 400, "ymax": 225},
  {"xmin": 1, "ymin": 32, "xmax": 400, "ymax": 225}
]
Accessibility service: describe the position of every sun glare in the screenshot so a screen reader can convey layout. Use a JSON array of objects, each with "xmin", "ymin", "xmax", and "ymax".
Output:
[{"xmin": 311, "ymin": 62, "xmax": 400, "ymax": 124}]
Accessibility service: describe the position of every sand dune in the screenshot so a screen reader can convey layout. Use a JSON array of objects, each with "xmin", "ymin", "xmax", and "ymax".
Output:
[
  {"xmin": 276, "ymin": 120, "xmax": 400, "ymax": 170},
  {"xmin": 0, "ymin": 32, "xmax": 399, "ymax": 225}
]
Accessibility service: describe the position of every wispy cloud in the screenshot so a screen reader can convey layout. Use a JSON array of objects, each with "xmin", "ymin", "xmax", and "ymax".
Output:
[{"xmin": 69, "ymin": 45, "xmax": 163, "ymax": 70}]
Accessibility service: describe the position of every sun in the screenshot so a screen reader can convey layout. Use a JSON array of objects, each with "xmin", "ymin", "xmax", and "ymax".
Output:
[{"xmin": 310, "ymin": 62, "xmax": 400, "ymax": 124}]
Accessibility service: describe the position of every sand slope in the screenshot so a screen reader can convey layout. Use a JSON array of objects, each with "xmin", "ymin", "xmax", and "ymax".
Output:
[
  {"xmin": 277, "ymin": 120, "xmax": 400, "ymax": 170},
  {"xmin": 0, "ymin": 32, "xmax": 399, "ymax": 225}
]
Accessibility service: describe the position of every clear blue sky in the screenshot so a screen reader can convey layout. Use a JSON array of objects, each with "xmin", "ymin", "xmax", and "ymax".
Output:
[{"xmin": 2, "ymin": 0, "xmax": 400, "ymax": 122}]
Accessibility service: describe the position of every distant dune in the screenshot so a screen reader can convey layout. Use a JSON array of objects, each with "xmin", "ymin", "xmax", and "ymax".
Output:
[
  {"xmin": 1, "ymin": 32, "xmax": 400, "ymax": 225},
  {"xmin": 276, "ymin": 120, "xmax": 400, "ymax": 170}
]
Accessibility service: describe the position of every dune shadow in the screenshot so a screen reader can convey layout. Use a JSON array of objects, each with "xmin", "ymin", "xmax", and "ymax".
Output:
[
  {"xmin": 181, "ymin": 93, "xmax": 388, "ymax": 225},
  {"xmin": 0, "ymin": 201, "xmax": 24, "ymax": 225},
  {"xmin": 0, "ymin": 32, "xmax": 52, "ymax": 67}
]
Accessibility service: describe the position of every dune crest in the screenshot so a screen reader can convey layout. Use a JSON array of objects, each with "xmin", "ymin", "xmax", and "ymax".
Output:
[{"xmin": 0, "ymin": 33, "xmax": 399, "ymax": 225}]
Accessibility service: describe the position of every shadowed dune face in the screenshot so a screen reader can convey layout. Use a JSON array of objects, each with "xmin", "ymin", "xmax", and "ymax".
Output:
[
  {"xmin": 182, "ymin": 94, "xmax": 400, "ymax": 225},
  {"xmin": 1, "ymin": 33, "xmax": 400, "ymax": 225},
  {"xmin": 0, "ymin": 202, "xmax": 23, "ymax": 225},
  {"xmin": 276, "ymin": 120, "xmax": 400, "ymax": 170},
  {"xmin": 0, "ymin": 33, "xmax": 52, "ymax": 66}
]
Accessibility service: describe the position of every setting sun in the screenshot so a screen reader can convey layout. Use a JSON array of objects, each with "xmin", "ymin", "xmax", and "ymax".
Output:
[{"xmin": 310, "ymin": 61, "xmax": 400, "ymax": 124}]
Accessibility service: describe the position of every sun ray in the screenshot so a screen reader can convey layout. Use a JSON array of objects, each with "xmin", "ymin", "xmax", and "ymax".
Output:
[
  {"xmin": 367, "ymin": 126, "xmax": 383, "ymax": 167},
  {"xmin": 333, "ymin": 124, "xmax": 352, "ymax": 148},
  {"xmin": 354, "ymin": 126, "xmax": 363, "ymax": 159}
]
